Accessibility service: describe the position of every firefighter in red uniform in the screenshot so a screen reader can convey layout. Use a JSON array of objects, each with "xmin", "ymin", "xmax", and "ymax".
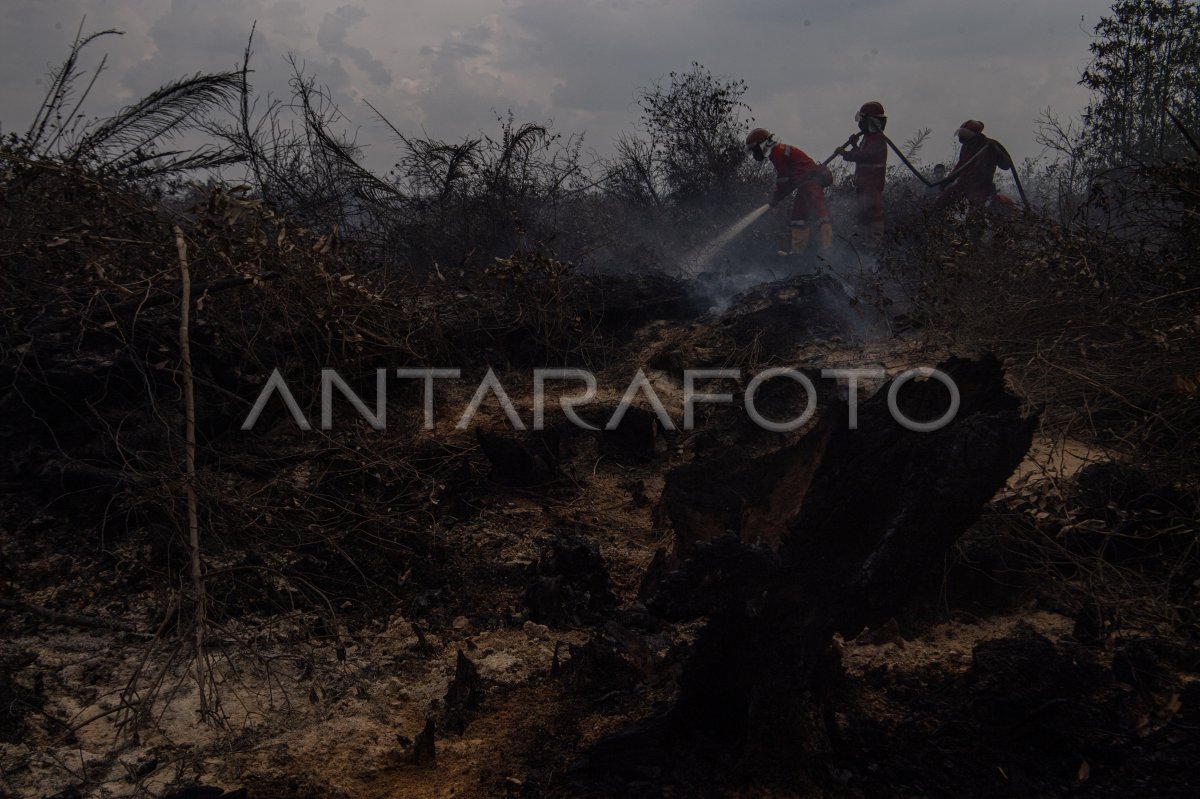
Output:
[
  {"xmin": 746, "ymin": 128, "xmax": 833, "ymax": 254},
  {"xmin": 840, "ymin": 101, "xmax": 888, "ymax": 244},
  {"xmin": 936, "ymin": 120, "xmax": 1013, "ymax": 210}
]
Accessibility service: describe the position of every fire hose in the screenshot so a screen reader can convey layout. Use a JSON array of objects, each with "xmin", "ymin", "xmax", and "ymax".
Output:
[{"xmin": 825, "ymin": 133, "xmax": 1030, "ymax": 212}]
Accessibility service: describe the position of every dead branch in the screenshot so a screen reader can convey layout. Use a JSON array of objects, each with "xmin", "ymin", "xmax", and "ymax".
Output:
[
  {"xmin": 0, "ymin": 597, "xmax": 149, "ymax": 637},
  {"xmin": 5, "ymin": 272, "xmax": 279, "ymax": 346}
]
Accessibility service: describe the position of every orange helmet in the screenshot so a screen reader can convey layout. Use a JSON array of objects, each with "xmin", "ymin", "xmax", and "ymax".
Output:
[
  {"xmin": 855, "ymin": 101, "xmax": 887, "ymax": 133},
  {"xmin": 746, "ymin": 128, "xmax": 773, "ymax": 150},
  {"xmin": 955, "ymin": 119, "xmax": 985, "ymax": 139},
  {"xmin": 745, "ymin": 127, "xmax": 776, "ymax": 161}
]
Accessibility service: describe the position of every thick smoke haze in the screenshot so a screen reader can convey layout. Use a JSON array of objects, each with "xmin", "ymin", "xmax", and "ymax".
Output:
[{"xmin": 1, "ymin": 1, "xmax": 1112, "ymax": 171}]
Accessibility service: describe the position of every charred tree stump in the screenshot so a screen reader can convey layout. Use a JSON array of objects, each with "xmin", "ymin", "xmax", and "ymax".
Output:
[
  {"xmin": 474, "ymin": 429, "xmax": 561, "ymax": 486},
  {"xmin": 585, "ymin": 355, "xmax": 1037, "ymax": 792},
  {"xmin": 598, "ymin": 405, "xmax": 667, "ymax": 463},
  {"xmin": 655, "ymin": 412, "xmax": 836, "ymax": 549},
  {"xmin": 442, "ymin": 650, "xmax": 482, "ymax": 734}
]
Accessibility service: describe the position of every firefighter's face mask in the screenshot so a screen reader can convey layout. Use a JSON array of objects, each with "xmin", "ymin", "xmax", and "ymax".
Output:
[
  {"xmin": 856, "ymin": 113, "xmax": 886, "ymax": 134},
  {"xmin": 751, "ymin": 145, "xmax": 766, "ymax": 162}
]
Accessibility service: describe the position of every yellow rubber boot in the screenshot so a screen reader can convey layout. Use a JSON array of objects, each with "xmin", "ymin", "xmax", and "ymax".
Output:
[
  {"xmin": 789, "ymin": 225, "xmax": 811, "ymax": 255},
  {"xmin": 818, "ymin": 220, "xmax": 834, "ymax": 250}
]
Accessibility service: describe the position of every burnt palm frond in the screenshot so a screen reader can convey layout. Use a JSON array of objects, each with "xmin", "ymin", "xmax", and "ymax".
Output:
[
  {"xmin": 364, "ymin": 98, "xmax": 407, "ymax": 145},
  {"xmin": 487, "ymin": 119, "xmax": 548, "ymax": 197},
  {"xmin": 108, "ymin": 145, "xmax": 244, "ymax": 180},
  {"xmin": 437, "ymin": 140, "xmax": 481, "ymax": 199},
  {"xmin": 395, "ymin": 133, "xmax": 481, "ymax": 200},
  {"xmin": 292, "ymin": 72, "xmax": 402, "ymax": 211},
  {"xmin": 23, "ymin": 21, "xmax": 122, "ymax": 156},
  {"xmin": 502, "ymin": 122, "xmax": 548, "ymax": 163},
  {"xmin": 904, "ymin": 127, "xmax": 932, "ymax": 160},
  {"xmin": 72, "ymin": 72, "xmax": 243, "ymax": 169}
]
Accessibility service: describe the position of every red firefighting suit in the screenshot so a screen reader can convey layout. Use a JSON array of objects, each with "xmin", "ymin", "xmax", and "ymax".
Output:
[
  {"xmin": 842, "ymin": 131, "xmax": 887, "ymax": 223},
  {"xmin": 938, "ymin": 133, "xmax": 1013, "ymax": 209},
  {"xmin": 767, "ymin": 142, "xmax": 830, "ymax": 230}
]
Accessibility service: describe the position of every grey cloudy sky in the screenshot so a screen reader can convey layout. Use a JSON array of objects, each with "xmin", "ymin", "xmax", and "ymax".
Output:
[{"xmin": 0, "ymin": 0, "xmax": 1113, "ymax": 172}]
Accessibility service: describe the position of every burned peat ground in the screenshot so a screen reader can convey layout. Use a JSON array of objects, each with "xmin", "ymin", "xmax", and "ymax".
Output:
[{"xmin": 2, "ymin": 165, "xmax": 1200, "ymax": 799}]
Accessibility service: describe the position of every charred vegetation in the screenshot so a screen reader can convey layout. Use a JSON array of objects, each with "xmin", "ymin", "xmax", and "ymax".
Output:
[{"xmin": 1, "ymin": 14, "xmax": 1199, "ymax": 799}]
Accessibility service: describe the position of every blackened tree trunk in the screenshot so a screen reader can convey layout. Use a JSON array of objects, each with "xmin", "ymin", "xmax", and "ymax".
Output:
[{"xmin": 588, "ymin": 356, "xmax": 1037, "ymax": 793}]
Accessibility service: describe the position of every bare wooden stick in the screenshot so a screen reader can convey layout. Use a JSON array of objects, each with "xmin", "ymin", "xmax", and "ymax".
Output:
[{"xmin": 174, "ymin": 224, "xmax": 210, "ymax": 721}]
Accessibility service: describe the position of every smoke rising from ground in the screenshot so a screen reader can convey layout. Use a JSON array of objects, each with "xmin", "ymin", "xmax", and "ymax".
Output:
[{"xmin": 685, "ymin": 216, "xmax": 906, "ymax": 344}]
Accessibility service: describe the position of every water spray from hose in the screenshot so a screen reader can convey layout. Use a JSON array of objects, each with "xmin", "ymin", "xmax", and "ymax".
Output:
[{"xmin": 690, "ymin": 203, "xmax": 771, "ymax": 274}]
